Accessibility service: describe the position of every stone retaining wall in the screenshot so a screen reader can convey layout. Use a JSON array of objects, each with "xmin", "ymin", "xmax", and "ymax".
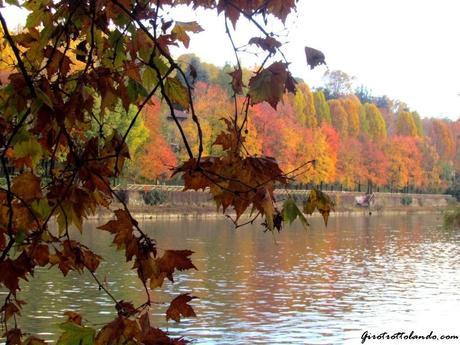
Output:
[{"xmin": 123, "ymin": 188, "xmax": 455, "ymax": 211}]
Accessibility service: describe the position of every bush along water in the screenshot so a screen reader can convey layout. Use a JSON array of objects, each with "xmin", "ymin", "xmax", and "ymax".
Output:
[{"xmin": 142, "ymin": 189, "xmax": 167, "ymax": 205}]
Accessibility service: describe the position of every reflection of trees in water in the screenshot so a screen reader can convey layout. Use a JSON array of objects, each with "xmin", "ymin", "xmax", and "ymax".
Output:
[{"xmin": 15, "ymin": 215, "xmax": 455, "ymax": 341}]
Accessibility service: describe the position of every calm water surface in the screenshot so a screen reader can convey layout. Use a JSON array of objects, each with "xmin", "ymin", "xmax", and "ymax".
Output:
[{"xmin": 3, "ymin": 214, "xmax": 460, "ymax": 344}]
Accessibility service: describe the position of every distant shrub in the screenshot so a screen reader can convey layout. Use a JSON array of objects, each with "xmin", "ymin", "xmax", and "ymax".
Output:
[
  {"xmin": 142, "ymin": 189, "xmax": 167, "ymax": 205},
  {"xmin": 401, "ymin": 196, "xmax": 412, "ymax": 206},
  {"xmin": 444, "ymin": 207, "xmax": 460, "ymax": 229},
  {"xmin": 114, "ymin": 190, "xmax": 129, "ymax": 204},
  {"xmin": 445, "ymin": 183, "xmax": 460, "ymax": 201}
]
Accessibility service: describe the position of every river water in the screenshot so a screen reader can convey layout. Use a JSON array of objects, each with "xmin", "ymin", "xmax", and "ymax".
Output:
[{"xmin": 3, "ymin": 214, "xmax": 460, "ymax": 344}]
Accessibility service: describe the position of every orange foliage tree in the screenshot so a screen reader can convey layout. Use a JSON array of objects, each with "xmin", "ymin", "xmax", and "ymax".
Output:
[
  {"xmin": 138, "ymin": 103, "xmax": 177, "ymax": 181},
  {"xmin": 384, "ymin": 136, "xmax": 424, "ymax": 189}
]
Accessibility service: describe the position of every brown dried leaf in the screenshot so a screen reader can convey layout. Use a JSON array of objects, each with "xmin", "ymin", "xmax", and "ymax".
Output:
[
  {"xmin": 166, "ymin": 293, "xmax": 197, "ymax": 322},
  {"xmin": 248, "ymin": 36, "xmax": 281, "ymax": 54},
  {"xmin": 97, "ymin": 209, "xmax": 139, "ymax": 261},
  {"xmin": 23, "ymin": 336, "xmax": 47, "ymax": 345},
  {"xmin": 248, "ymin": 62, "xmax": 288, "ymax": 109},
  {"xmin": 305, "ymin": 46, "xmax": 326, "ymax": 70},
  {"xmin": 12, "ymin": 172, "xmax": 42, "ymax": 202},
  {"xmin": 31, "ymin": 244, "xmax": 49, "ymax": 266},
  {"xmin": 228, "ymin": 68, "xmax": 243, "ymax": 94},
  {"xmin": 64, "ymin": 311, "xmax": 83, "ymax": 325},
  {"xmin": 4, "ymin": 328, "xmax": 22, "ymax": 345}
]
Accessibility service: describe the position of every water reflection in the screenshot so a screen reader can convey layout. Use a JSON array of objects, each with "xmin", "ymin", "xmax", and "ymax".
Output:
[{"xmin": 3, "ymin": 214, "xmax": 460, "ymax": 344}]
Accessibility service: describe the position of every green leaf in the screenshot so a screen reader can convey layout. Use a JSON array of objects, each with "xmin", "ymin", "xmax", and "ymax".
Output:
[
  {"xmin": 5, "ymin": 0, "xmax": 19, "ymax": 6},
  {"xmin": 282, "ymin": 197, "xmax": 309, "ymax": 230},
  {"xmin": 26, "ymin": 9, "xmax": 43, "ymax": 28},
  {"xmin": 165, "ymin": 77, "xmax": 189, "ymax": 110},
  {"xmin": 13, "ymin": 137, "xmax": 46, "ymax": 168},
  {"xmin": 14, "ymin": 230, "xmax": 26, "ymax": 244},
  {"xmin": 31, "ymin": 199, "xmax": 52, "ymax": 218},
  {"xmin": 57, "ymin": 322, "xmax": 95, "ymax": 345},
  {"xmin": 142, "ymin": 67, "xmax": 158, "ymax": 90},
  {"xmin": 127, "ymin": 79, "xmax": 148, "ymax": 102},
  {"xmin": 153, "ymin": 56, "xmax": 169, "ymax": 75},
  {"xmin": 282, "ymin": 197, "xmax": 298, "ymax": 224}
]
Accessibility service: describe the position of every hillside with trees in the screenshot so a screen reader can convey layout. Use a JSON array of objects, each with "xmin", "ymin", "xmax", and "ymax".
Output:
[{"xmin": 60, "ymin": 55, "xmax": 458, "ymax": 194}]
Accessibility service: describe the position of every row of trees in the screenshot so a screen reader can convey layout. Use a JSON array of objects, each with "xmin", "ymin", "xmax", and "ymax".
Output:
[{"xmin": 111, "ymin": 56, "xmax": 458, "ymax": 193}]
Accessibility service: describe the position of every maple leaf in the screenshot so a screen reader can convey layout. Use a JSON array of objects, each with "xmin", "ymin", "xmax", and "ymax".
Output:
[
  {"xmin": 282, "ymin": 197, "xmax": 309, "ymax": 230},
  {"xmin": 303, "ymin": 189, "xmax": 335, "ymax": 226},
  {"xmin": 95, "ymin": 316, "xmax": 141, "ymax": 345},
  {"xmin": 217, "ymin": 1, "xmax": 240, "ymax": 28},
  {"xmin": 139, "ymin": 312, "xmax": 187, "ymax": 344},
  {"xmin": 171, "ymin": 21, "xmax": 203, "ymax": 48},
  {"xmin": 266, "ymin": 0, "xmax": 296, "ymax": 23},
  {"xmin": 249, "ymin": 36, "xmax": 281, "ymax": 54},
  {"xmin": 48, "ymin": 241, "xmax": 102, "ymax": 275},
  {"xmin": 56, "ymin": 321, "xmax": 96, "ymax": 345},
  {"xmin": 166, "ymin": 293, "xmax": 198, "ymax": 322},
  {"xmin": 165, "ymin": 77, "xmax": 190, "ymax": 110},
  {"xmin": 213, "ymin": 118, "xmax": 239, "ymax": 151},
  {"xmin": 258, "ymin": 187, "xmax": 276, "ymax": 231},
  {"xmin": 142, "ymin": 249, "xmax": 197, "ymax": 289},
  {"xmin": 248, "ymin": 62, "xmax": 289, "ymax": 109},
  {"xmin": 3, "ymin": 328, "xmax": 22, "ymax": 345},
  {"xmin": 11, "ymin": 172, "xmax": 42, "ymax": 202},
  {"xmin": 228, "ymin": 68, "xmax": 243, "ymax": 94},
  {"xmin": 0, "ymin": 251, "xmax": 33, "ymax": 294},
  {"xmin": 173, "ymin": 157, "xmax": 215, "ymax": 191},
  {"xmin": 30, "ymin": 244, "xmax": 49, "ymax": 267},
  {"xmin": 0, "ymin": 301, "xmax": 21, "ymax": 322},
  {"xmin": 158, "ymin": 250, "xmax": 197, "ymax": 282},
  {"xmin": 97, "ymin": 209, "xmax": 140, "ymax": 261},
  {"xmin": 305, "ymin": 46, "xmax": 326, "ymax": 70},
  {"xmin": 81, "ymin": 248, "xmax": 102, "ymax": 272}
]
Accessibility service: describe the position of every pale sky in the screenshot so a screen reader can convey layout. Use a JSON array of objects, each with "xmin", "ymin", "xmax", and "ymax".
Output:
[{"xmin": 2, "ymin": 0, "xmax": 460, "ymax": 120}]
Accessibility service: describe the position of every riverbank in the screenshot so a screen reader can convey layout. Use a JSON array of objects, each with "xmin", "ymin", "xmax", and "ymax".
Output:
[{"xmin": 88, "ymin": 189, "xmax": 457, "ymax": 220}]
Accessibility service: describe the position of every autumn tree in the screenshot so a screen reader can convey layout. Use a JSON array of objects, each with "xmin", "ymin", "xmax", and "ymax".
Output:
[
  {"xmin": 292, "ymin": 82, "xmax": 317, "ymax": 128},
  {"xmin": 395, "ymin": 111, "xmax": 418, "ymax": 137},
  {"xmin": 336, "ymin": 137, "xmax": 364, "ymax": 189},
  {"xmin": 412, "ymin": 111, "xmax": 424, "ymax": 137},
  {"xmin": 341, "ymin": 95, "xmax": 361, "ymax": 137},
  {"xmin": 384, "ymin": 136, "xmax": 424, "ymax": 190},
  {"xmin": 417, "ymin": 139, "xmax": 443, "ymax": 191},
  {"xmin": 361, "ymin": 139, "xmax": 389, "ymax": 189},
  {"xmin": 313, "ymin": 89, "xmax": 331, "ymax": 124},
  {"xmin": 328, "ymin": 99, "xmax": 348, "ymax": 137},
  {"xmin": 323, "ymin": 70, "xmax": 354, "ymax": 98},
  {"xmin": 182, "ymin": 81, "xmax": 232, "ymax": 156},
  {"xmin": 137, "ymin": 103, "xmax": 177, "ymax": 181},
  {"xmin": 364, "ymin": 103, "xmax": 387, "ymax": 141},
  {"xmin": 425, "ymin": 119, "xmax": 455, "ymax": 160},
  {"xmin": 359, "ymin": 105, "xmax": 370, "ymax": 137}
]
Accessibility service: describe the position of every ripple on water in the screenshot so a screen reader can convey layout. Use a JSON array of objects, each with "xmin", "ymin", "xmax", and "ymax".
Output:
[{"xmin": 6, "ymin": 214, "xmax": 460, "ymax": 344}]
